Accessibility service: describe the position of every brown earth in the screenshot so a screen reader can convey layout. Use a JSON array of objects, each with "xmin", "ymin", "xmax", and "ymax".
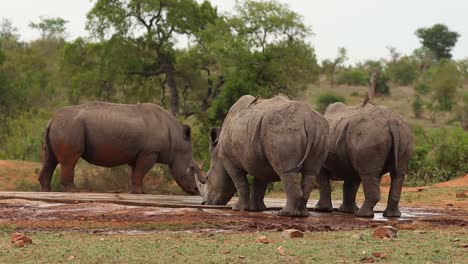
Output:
[{"xmin": 0, "ymin": 160, "xmax": 466, "ymax": 233}]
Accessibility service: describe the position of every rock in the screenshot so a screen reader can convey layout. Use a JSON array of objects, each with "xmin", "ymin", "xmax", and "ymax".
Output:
[
  {"xmin": 68, "ymin": 255, "xmax": 76, "ymax": 260},
  {"xmin": 372, "ymin": 226, "xmax": 398, "ymax": 239},
  {"xmin": 459, "ymin": 243, "xmax": 468, "ymax": 248},
  {"xmin": 277, "ymin": 246, "xmax": 286, "ymax": 256},
  {"xmin": 11, "ymin": 233, "xmax": 32, "ymax": 245},
  {"xmin": 14, "ymin": 240, "xmax": 25, "ymax": 248},
  {"xmin": 360, "ymin": 256, "xmax": 375, "ymax": 263},
  {"xmin": 281, "ymin": 229, "xmax": 304, "ymax": 239},
  {"xmin": 455, "ymin": 191, "xmax": 467, "ymax": 198},
  {"xmin": 352, "ymin": 233, "xmax": 365, "ymax": 240},
  {"xmin": 255, "ymin": 235, "xmax": 269, "ymax": 244},
  {"xmin": 221, "ymin": 249, "xmax": 230, "ymax": 254},
  {"xmin": 238, "ymin": 255, "xmax": 245, "ymax": 259},
  {"xmin": 372, "ymin": 252, "xmax": 388, "ymax": 259}
]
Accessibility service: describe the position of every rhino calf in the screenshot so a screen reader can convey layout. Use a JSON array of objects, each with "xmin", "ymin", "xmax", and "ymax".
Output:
[
  {"xmin": 38, "ymin": 101, "xmax": 205, "ymax": 194},
  {"xmin": 316, "ymin": 102, "xmax": 413, "ymax": 217},
  {"xmin": 197, "ymin": 95, "xmax": 329, "ymax": 217}
]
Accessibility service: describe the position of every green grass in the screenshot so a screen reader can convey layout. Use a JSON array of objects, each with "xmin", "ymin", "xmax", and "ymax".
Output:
[{"xmin": 0, "ymin": 229, "xmax": 466, "ymax": 263}]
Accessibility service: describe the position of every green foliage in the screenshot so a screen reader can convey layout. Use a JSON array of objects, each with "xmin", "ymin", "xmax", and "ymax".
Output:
[
  {"xmin": 415, "ymin": 24, "xmax": 460, "ymax": 60},
  {"xmin": 387, "ymin": 56, "xmax": 419, "ymax": 85},
  {"xmin": 321, "ymin": 47, "xmax": 347, "ymax": 86},
  {"xmin": 414, "ymin": 82, "xmax": 430, "ymax": 95},
  {"xmin": 412, "ymin": 95, "xmax": 423, "ymax": 118},
  {"xmin": 29, "ymin": 16, "xmax": 68, "ymax": 40},
  {"xmin": 336, "ymin": 68, "xmax": 368, "ymax": 86},
  {"xmin": 316, "ymin": 93, "xmax": 346, "ymax": 113},
  {"xmin": 407, "ymin": 126, "xmax": 468, "ymax": 186},
  {"xmin": 375, "ymin": 72, "xmax": 390, "ymax": 95}
]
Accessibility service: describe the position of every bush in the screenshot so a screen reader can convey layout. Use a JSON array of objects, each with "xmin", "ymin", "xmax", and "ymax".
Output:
[
  {"xmin": 336, "ymin": 68, "xmax": 368, "ymax": 86},
  {"xmin": 412, "ymin": 95, "xmax": 423, "ymax": 118},
  {"xmin": 406, "ymin": 126, "xmax": 468, "ymax": 186},
  {"xmin": 316, "ymin": 93, "xmax": 346, "ymax": 113},
  {"xmin": 414, "ymin": 82, "xmax": 431, "ymax": 95},
  {"xmin": 387, "ymin": 56, "xmax": 419, "ymax": 85},
  {"xmin": 375, "ymin": 72, "xmax": 390, "ymax": 95}
]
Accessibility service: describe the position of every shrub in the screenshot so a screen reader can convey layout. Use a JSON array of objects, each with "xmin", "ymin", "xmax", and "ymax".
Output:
[
  {"xmin": 316, "ymin": 93, "xmax": 346, "ymax": 113},
  {"xmin": 412, "ymin": 95, "xmax": 423, "ymax": 118},
  {"xmin": 414, "ymin": 82, "xmax": 431, "ymax": 95},
  {"xmin": 406, "ymin": 126, "xmax": 468, "ymax": 186},
  {"xmin": 336, "ymin": 68, "xmax": 368, "ymax": 86},
  {"xmin": 387, "ymin": 56, "xmax": 419, "ymax": 85}
]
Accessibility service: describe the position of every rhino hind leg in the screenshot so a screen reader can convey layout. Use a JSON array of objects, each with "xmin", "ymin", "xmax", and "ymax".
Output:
[
  {"xmin": 129, "ymin": 153, "xmax": 158, "ymax": 194},
  {"xmin": 278, "ymin": 173, "xmax": 308, "ymax": 217},
  {"xmin": 383, "ymin": 170, "xmax": 404, "ymax": 217},
  {"xmin": 315, "ymin": 172, "xmax": 333, "ymax": 212},
  {"xmin": 38, "ymin": 160, "xmax": 58, "ymax": 192},
  {"xmin": 59, "ymin": 162, "xmax": 79, "ymax": 192},
  {"xmin": 249, "ymin": 179, "xmax": 268, "ymax": 211},
  {"xmin": 339, "ymin": 178, "xmax": 361, "ymax": 214},
  {"xmin": 355, "ymin": 172, "xmax": 381, "ymax": 218}
]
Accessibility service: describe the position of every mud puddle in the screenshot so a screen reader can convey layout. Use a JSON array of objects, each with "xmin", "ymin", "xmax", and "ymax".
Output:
[{"xmin": 0, "ymin": 197, "xmax": 466, "ymax": 234}]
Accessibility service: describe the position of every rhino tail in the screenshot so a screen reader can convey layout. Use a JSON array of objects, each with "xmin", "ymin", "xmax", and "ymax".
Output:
[
  {"xmin": 294, "ymin": 122, "xmax": 315, "ymax": 171},
  {"xmin": 388, "ymin": 120, "xmax": 400, "ymax": 170},
  {"xmin": 42, "ymin": 119, "xmax": 57, "ymax": 163}
]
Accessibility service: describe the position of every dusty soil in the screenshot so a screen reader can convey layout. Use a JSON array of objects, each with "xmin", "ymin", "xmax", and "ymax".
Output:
[
  {"xmin": 0, "ymin": 198, "xmax": 466, "ymax": 234},
  {"xmin": 0, "ymin": 160, "xmax": 466, "ymax": 234}
]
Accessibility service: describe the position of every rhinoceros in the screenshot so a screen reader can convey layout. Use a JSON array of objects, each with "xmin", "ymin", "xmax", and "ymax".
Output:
[
  {"xmin": 195, "ymin": 95, "xmax": 329, "ymax": 217},
  {"xmin": 315, "ymin": 100, "xmax": 413, "ymax": 217},
  {"xmin": 38, "ymin": 101, "xmax": 205, "ymax": 194}
]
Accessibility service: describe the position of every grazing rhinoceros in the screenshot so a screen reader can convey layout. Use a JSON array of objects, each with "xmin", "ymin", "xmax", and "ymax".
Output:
[
  {"xmin": 38, "ymin": 101, "xmax": 205, "ymax": 194},
  {"xmin": 315, "ymin": 99, "xmax": 413, "ymax": 217},
  {"xmin": 195, "ymin": 95, "xmax": 329, "ymax": 217}
]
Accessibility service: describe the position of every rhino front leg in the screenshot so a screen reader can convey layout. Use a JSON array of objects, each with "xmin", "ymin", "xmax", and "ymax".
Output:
[
  {"xmin": 249, "ymin": 179, "xmax": 268, "ymax": 211},
  {"xmin": 339, "ymin": 178, "xmax": 361, "ymax": 214},
  {"xmin": 315, "ymin": 171, "xmax": 333, "ymax": 212},
  {"xmin": 355, "ymin": 173, "xmax": 381, "ymax": 218},
  {"xmin": 279, "ymin": 173, "xmax": 307, "ymax": 217},
  {"xmin": 224, "ymin": 161, "xmax": 249, "ymax": 211},
  {"xmin": 130, "ymin": 153, "xmax": 158, "ymax": 194}
]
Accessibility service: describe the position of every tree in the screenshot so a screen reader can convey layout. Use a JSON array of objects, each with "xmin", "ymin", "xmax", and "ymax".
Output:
[
  {"xmin": 415, "ymin": 24, "xmax": 460, "ymax": 60},
  {"xmin": 321, "ymin": 47, "xmax": 347, "ymax": 86},
  {"xmin": 0, "ymin": 18, "xmax": 18, "ymax": 40},
  {"xmin": 29, "ymin": 16, "xmax": 68, "ymax": 40},
  {"xmin": 86, "ymin": 0, "xmax": 218, "ymax": 116}
]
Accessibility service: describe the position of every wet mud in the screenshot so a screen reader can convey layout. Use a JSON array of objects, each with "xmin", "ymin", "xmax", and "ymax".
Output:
[{"xmin": 0, "ymin": 195, "xmax": 466, "ymax": 234}]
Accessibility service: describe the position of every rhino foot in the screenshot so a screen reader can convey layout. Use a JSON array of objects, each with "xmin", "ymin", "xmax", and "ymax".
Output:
[
  {"xmin": 249, "ymin": 200, "xmax": 267, "ymax": 211},
  {"xmin": 314, "ymin": 201, "xmax": 333, "ymax": 212},
  {"xmin": 63, "ymin": 184, "xmax": 79, "ymax": 193},
  {"xmin": 232, "ymin": 201, "xmax": 250, "ymax": 211},
  {"xmin": 338, "ymin": 203, "xmax": 359, "ymax": 214},
  {"xmin": 354, "ymin": 207, "xmax": 374, "ymax": 218},
  {"xmin": 383, "ymin": 208, "xmax": 401, "ymax": 217},
  {"xmin": 278, "ymin": 207, "xmax": 309, "ymax": 217}
]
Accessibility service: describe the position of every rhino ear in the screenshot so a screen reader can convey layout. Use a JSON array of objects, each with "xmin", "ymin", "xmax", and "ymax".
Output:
[
  {"xmin": 182, "ymin": 125, "xmax": 191, "ymax": 141},
  {"xmin": 210, "ymin": 127, "xmax": 221, "ymax": 145}
]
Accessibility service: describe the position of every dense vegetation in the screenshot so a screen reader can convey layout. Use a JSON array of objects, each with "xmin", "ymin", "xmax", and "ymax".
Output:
[{"xmin": 0, "ymin": 0, "xmax": 466, "ymax": 188}]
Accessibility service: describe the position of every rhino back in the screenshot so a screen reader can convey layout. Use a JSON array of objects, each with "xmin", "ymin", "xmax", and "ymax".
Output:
[
  {"xmin": 219, "ymin": 96, "xmax": 326, "ymax": 177},
  {"xmin": 49, "ymin": 102, "xmax": 173, "ymax": 166}
]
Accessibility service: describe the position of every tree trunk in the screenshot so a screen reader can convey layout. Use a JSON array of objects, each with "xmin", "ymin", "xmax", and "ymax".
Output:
[{"xmin": 165, "ymin": 65, "xmax": 179, "ymax": 116}]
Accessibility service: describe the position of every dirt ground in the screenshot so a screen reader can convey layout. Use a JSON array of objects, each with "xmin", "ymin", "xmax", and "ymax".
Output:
[{"xmin": 0, "ymin": 160, "xmax": 466, "ymax": 234}]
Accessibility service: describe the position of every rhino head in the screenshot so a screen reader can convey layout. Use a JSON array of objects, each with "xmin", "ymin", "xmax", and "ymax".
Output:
[
  {"xmin": 170, "ymin": 125, "xmax": 207, "ymax": 194},
  {"xmin": 195, "ymin": 127, "xmax": 236, "ymax": 205}
]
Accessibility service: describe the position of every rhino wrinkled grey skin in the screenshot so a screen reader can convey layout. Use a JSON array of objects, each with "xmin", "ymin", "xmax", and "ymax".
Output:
[
  {"xmin": 315, "ymin": 102, "xmax": 413, "ymax": 217},
  {"xmin": 196, "ymin": 95, "xmax": 329, "ymax": 217},
  {"xmin": 38, "ymin": 101, "xmax": 205, "ymax": 194}
]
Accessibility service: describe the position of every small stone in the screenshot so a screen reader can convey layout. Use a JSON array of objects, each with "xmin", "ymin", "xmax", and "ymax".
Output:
[
  {"xmin": 255, "ymin": 235, "xmax": 269, "ymax": 244},
  {"xmin": 14, "ymin": 240, "xmax": 25, "ymax": 248},
  {"xmin": 281, "ymin": 229, "xmax": 304, "ymax": 239},
  {"xmin": 68, "ymin": 255, "xmax": 76, "ymax": 260},
  {"xmin": 11, "ymin": 233, "xmax": 32, "ymax": 245},
  {"xmin": 450, "ymin": 238, "xmax": 461, "ymax": 242},
  {"xmin": 459, "ymin": 243, "xmax": 468, "ymax": 248},
  {"xmin": 221, "ymin": 249, "xmax": 230, "ymax": 254},
  {"xmin": 352, "ymin": 233, "xmax": 365, "ymax": 240},
  {"xmin": 276, "ymin": 246, "xmax": 286, "ymax": 256},
  {"xmin": 372, "ymin": 252, "xmax": 388, "ymax": 259},
  {"xmin": 238, "ymin": 255, "xmax": 245, "ymax": 259},
  {"xmin": 360, "ymin": 256, "xmax": 375, "ymax": 263},
  {"xmin": 373, "ymin": 226, "xmax": 398, "ymax": 239},
  {"xmin": 455, "ymin": 191, "xmax": 467, "ymax": 198},
  {"xmin": 99, "ymin": 238, "xmax": 105, "ymax": 241}
]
